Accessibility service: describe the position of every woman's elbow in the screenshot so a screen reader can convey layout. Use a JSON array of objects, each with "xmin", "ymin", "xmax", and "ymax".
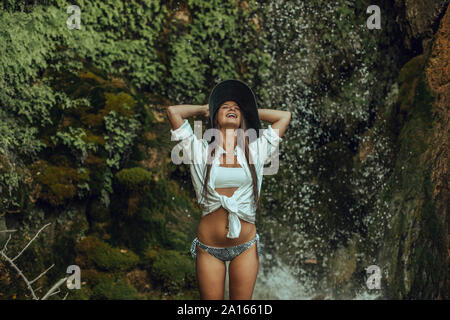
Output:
[
  {"xmin": 284, "ymin": 111, "xmax": 292, "ymax": 122},
  {"xmin": 167, "ymin": 105, "xmax": 180, "ymax": 121}
]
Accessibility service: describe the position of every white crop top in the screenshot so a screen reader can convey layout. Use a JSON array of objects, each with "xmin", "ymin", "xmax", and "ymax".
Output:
[{"xmin": 214, "ymin": 166, "xmax": 251, "ymax": 188}]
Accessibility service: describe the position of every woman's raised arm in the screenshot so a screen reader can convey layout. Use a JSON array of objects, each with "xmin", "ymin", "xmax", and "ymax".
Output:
[
  {"xmin": 167, "ymin": 104, "xmax": 209, "ymax": 130},
  {"xmin": 257, "ymin": 109, "xmax": 291, "ymax": 138}
]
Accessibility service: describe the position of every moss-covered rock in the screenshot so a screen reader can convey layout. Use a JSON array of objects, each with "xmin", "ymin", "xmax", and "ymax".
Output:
[
  {"xmin": 374, "ymin": 53, "xmax": 447, "ymax": 299},
  {"xmin": 75, "ymin": 235, "xmax": 139, "ymax": 272},
  {"xmin": 87, "ymin": 197, "xmax": 110, "ymax": 223},
  {"xmin": 145, "ymin": 248, "xmax": 196, "ymax": 294},
  {"xmin": 114, "ymin": 167, "xmax": 153, "ymax": 194},
  {"xmin": 116, "ymin": 207, "xmax": 168, "ymax": 255},
  {"xmin": 91, "ymin": 278, "xmax": 140, "ymax": 300},
  {"xmin": 103, "ymin": 92, "xmax": 136, "ymax": 117},
  {"xmin": 396, "ymin": 54, "xmax": 427, "ymax": 116},
  {"xmin": 67, "ymin": 285, "xmax": 92, "ymax": 300},
  {"xmin": 29, "ymin": 160, "xmax": 90, "ymax": 207}
]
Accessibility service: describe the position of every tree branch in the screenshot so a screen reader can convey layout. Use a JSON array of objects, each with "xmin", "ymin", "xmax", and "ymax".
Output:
[
  {"xmin": 0, "ymin": 250, "xmax": 38, "ymax": 300},
  {"xmin": 0, "ymin": 223, "xmax": 69, "ymax": 300},
  {"xmin": 2, "ymin": 234, "xmax": 12, "ymax": 252},
  {"xmin": 29, "ymin": 264, "xmax": 54, "ymax": 285},
  {"xmin": 41, "ymin": 277, "xmax": 68, "ymax": 300},
  {"xmin": 11, "ymin": 223, "xmax": 51, "ymax": 262}
]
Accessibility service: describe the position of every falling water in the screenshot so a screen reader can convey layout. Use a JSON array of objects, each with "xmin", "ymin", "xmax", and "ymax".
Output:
[{"xmin": 248, "ymin": 0, "xmax": 400, "ymax": 299}]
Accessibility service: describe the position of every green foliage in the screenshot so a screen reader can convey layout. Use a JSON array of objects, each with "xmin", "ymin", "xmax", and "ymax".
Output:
[
  {"xmin": 166, "ymin": 229, "xmax": 189, "ymax": 251},
  {"xmin": 104, "ymin": 111, "xmax": 142, "ymax": 170},
  {"xmin": 0, "ymin": 0, "xmax": 271, "ymax": 213},
  {"xmin": 0, "ymin": 0, "xmax": 273, "ymax": 300},
  {"xmin": 0, "ymin": 149, "xmax": 25, "ymax": 211},
  {"xmin": 0, "ymin": 111, "xmax": 46, "ymax": 160},
  {"xmin": 109, "ymin": 168, "xmax": 201, "ymax": 255},
  {"xmin": 166, "ymin": 0, "xmax": 271, "ymax": 102},
  {"xmin": 51, "ymin": 126, "xmax": 98, "ymax": 161},
  {"xmin": 0, "ymin": 1, "xmax": 168, "ymax": 209}
]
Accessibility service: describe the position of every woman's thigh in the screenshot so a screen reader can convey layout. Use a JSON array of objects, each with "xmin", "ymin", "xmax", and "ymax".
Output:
[
  {"xmin": 196, "ymin": 246, "xmax": 226, "ymax": 300},
  {"xmin": 228, "ymin": 242, "xmax": 259, "ymax": 300}
]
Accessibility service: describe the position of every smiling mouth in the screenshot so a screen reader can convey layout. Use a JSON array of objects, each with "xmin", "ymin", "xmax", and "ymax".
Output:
[{"xmin": 226, "ymin": 113, "xmax": 237, "ymax": 118}]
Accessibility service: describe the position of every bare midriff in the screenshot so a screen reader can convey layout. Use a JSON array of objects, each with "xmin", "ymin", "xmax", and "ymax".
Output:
[{"xmin": 196, "ymin": 155, "xmax": 256, "ymax": 247}]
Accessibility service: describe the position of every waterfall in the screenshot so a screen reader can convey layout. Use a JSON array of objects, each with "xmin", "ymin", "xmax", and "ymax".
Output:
[{"xmin": 247, "ymin": 0, "xmax": 402, "ymax": 299}]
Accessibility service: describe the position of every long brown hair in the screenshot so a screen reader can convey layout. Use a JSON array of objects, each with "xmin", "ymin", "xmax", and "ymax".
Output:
[{"xmin": 200, "ymin": 108, "xmax": 260, "ymax": 212}]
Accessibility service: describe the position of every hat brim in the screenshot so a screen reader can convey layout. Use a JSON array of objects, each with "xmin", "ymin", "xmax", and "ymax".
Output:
[{"xmin": 208, "ymin": 79, "xmax": 261, "ymax": 139}]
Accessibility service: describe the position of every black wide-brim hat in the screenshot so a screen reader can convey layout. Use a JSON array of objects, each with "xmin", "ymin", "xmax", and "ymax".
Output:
[{"xmin": 208, "ymin": 79, "xmax": 262, "ymax": 139}]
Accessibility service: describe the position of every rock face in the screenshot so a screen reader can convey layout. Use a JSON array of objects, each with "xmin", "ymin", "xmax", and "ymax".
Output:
[
  {"xmin": 394, "ymin": 0, "xmax": 449, "ymax": 51},
  {"xmin": 312, "ymin": 2, "xmax": 449, "ymax": 300},
  {"xmin": 426, "ymin": 3, "xmax": 450, "ymax": 229},
  {"xmin": 423, "ymin": 3, "xmax": 449, "ymax": 299},
  {"xmin": 376, "ymin": 3, "xmax": 449, "ymax": 299}
]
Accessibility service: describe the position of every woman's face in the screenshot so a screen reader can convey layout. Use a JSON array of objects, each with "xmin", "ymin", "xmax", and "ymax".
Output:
[{"xmin": 216, "ymin": 101, "xmax": 241, "ymax": 129}]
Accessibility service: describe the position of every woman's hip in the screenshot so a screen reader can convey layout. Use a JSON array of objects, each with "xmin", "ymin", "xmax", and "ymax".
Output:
[{"xmin": 191, "ymin": 233, "xmax": 262, "ymax": 262}]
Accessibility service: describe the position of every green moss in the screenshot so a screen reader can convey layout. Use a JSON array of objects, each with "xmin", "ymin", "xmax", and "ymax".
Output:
[
  {"xmin": 84, "ymin": 154, "xmax": 105, "ymax": 168},
  {"xmin": 75, "ymin": 235, "xmax": 139, "ymax": 272},
  {"xmin": 30, "ymin": 160, "xmax": 90, "ymax": 206},
  {"xmin": 77, "ymin": 70, "xmax": 106, "ymax": 84},
  {"xmin": 87, "ymin": 198, "xmax": 110, "ymax": 222},
  {"xmin": 114, "ymin": 167, "xmax": 153, "ymax": 193},
  {"xmin": 91, "ymin": 278, "xmax": 140, "ymax": 300},
  {"xmin": 128, "ymin": 143, "xmax": 147, "ymax": 163},
  {"xmin": 411, "ymin": 72, "xmax": 434, "ymax": 122},
  {"xmin": 103, "ymin": 92, "xmax": 136, "ymax": 117},
  {"xmin": 407, "ymin": 172, "xmax": 446, "ymax": 299},
  {"xmin": 118, "ymin": 207, "xmax": 167, "ymax": 254},
  {"xmin": 378, "ymin": 62, "xmax": 443, "ymax": 298},
  {"xmin": 140, "ymin": 177, "xmax": 171, "ymax": 210},
  {"xmin": 82, "ymin": 129, "xmax": 106, "ymax": 146},
  {"xmin": 94, "ymin": 246, "xmax": 139, "ymax": 272},
  {"xmin": 395, "ymin": 70, "xmax": 434, "ymax": 197},
  {"xmin": 166, "ymin": 230, "xmax": 188, "ymax": 251},
  {"xmin": 80, "ymin": 112, "xmax": 104, "ymax": 128},
  {"xmin": 148, "ymin": 248, "xmax": 196, "ymax": 294},
  {"xmin": 396, "ymin": 54, "xmax": 427, "ymax": 115},
  {"xmin": 67, "ymin": 286, "xmax": 92, "ymax": 300},
  {"xmin": 397, "ymin": 55, "xmax": 426, "ymax": 84},
  {"xmin": 168, "ymin": 289, "xmax": 201, "ymax": 300}
]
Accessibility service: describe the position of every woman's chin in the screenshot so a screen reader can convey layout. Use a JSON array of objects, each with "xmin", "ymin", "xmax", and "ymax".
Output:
[{"xmin": 220, "ymin": 119, "xmax": 240, "ymax": 128}]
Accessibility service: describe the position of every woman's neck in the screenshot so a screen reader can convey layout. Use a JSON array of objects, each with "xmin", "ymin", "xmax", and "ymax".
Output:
[{"xmin": 219, "ymin": 127, "xmax": 237, "ymax": 152}]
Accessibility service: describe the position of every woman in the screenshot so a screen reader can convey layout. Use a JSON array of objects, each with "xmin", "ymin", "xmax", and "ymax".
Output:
[{"xmin": 167, "ymin": 79, "xmax": 291, "ymax": 300}]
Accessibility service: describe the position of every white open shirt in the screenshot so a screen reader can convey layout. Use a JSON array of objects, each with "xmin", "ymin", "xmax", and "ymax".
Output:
[{"xmin": 170, "ymin": 119, "xmax": 283, "ymax": 238}]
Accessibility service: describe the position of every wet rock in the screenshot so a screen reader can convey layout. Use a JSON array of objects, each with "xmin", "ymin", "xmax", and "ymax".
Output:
[
  {"xmin": 394, "ymin": 0, "xmax": 449, "ymax": 51},
  {"xmin": 375, "ymin": 5, "xmax": 449, "ymax": 297}
]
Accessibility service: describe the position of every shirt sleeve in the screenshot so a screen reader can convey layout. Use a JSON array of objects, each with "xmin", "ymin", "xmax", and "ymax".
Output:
[
  {"xmin": 250, "ymin": 124, "xmax": 283, "ymax": 168},
  {"xmin": 170, "ymin": 119, "xmax": 206, "ymax": 166},
  {"xmin": 170, "ymin": 119, "xmax": 208, "ymax": 206}
]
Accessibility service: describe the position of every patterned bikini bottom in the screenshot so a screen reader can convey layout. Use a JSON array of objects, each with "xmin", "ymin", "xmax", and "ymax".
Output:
[{"xmin": 190, "ymin": 233, "xmax": 262, "ymax": 262}]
